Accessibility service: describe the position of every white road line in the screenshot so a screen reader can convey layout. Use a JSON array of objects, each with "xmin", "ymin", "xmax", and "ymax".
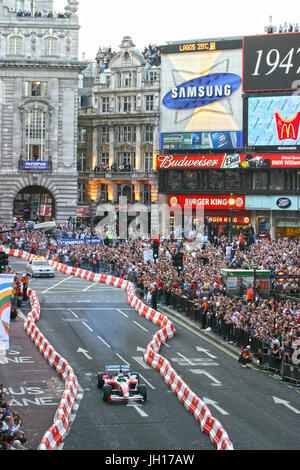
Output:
[
  {"xmin": 68, "ymin": 309, "xmax": 79, "ymax": 319},
  {"xmin": 132, "ymin": 321, "xmax": 148, "ymax": 332},
  {"xmin": 82, "ymin": 322, "xmax": 93, "ymax": 332},
  {"xmin": 82, "ymin": 282, "xmax": 98, "ymax": 291},
  {"xmin": 139, "ymin": 373, "xmax": 156, "ymax": 390},
  {"xmin": 42, "ymin": 276, "xmax": 73, "ymax": 294},
  {"xmin": 177, "ymin": 352, "xmax": 194, "ymax": 365},
  {"xmin": 115, "ymin": 353, "xmax": 129, "ymax": 364},
  {"xmin": 116, "ymin": 308, "xmax": 129, "ymax": 318},
  {"xmin": 132, "ymin": 405, "xmax": 148, "ymax": 418},
  {"xmin": 97, "ymin": 336, "xmax": 111, "ymax": 349}
]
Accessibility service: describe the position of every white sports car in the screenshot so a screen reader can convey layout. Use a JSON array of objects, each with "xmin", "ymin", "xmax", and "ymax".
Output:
[{"xmin": 26, "ymin": 259, "xmax": 55, "ymax": 278}]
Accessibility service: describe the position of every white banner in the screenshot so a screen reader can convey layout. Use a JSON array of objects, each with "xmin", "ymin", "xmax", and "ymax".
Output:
[{"xmin": 0, "ymin": 274, "xmax": 14, "ymax": 351}]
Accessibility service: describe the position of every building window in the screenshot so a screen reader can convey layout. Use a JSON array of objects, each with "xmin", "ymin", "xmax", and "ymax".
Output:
[
  {"xmin": 77, "ymin": 153, "xmax": 86, "ymax": 172},
  {"xmin": 146, "ymin": 70, "xmax": 159, "ymax": 82},
  {"xmin": 144, "ymin": 125, "xmax": 153, "ymax": 143},
  {"xmin": 25, "ymin": 108, "xmax": 46, "ymax": 161},
  {"xmin": 100, "ymin": 126, "xmax": 109, "ymax": 143},
  {"xmin": 183, "ymin": 171, "xmax": 198, "ymax": 190},
  {"xmin": 117, "ymin": 152, "xmax": 135, "ymax": 170},
  {"xmin": 224, "ymin": 170, "xmax": 240, "ymax": 191},
  {"xmin": 99, "ymin": 183, "xmax": 109, "ymax": 203},
  {"xmin": 208, "ymin": 171, "xmax": 224, "ymax": 190},
  {"xmin": 78, "ymin": 128, "xmax": 87, "ymax": 143},
  {"xmin": 99, "ymin": 152, "xmax": 109, "ymax": 168},
  {"xmin": 143, "ymin": 184, "xmax": 152, "ymax": 204},
  {"xmin": 145, "ymin": 95, "xmax": 154, "ymax": 111},
  {"xmin": 118, "ymin": 96, "xmax": 137, "ymax": 112},
  {"xmin": 9, "ymin": 36, "xmax": 23, "ymax": 55},
  {"xmin": 101, "ymin": 97, "xmax": 110, "ymax": 113},
  {"xmin": 44, "ymin": 37, "xmax": 57, "ymax": 56},
  {"xmin": 270, "ymin": 170, "xmax": 284, "ymax": 191},
  {"xmin": 24, "ymin": 81, "xmax": 48, "ymax": 97},
  {"xmin": 116, "ymin": 126, "xmax": 136, "ymax": 143},
  {"xmin": 144, "ymin": 152, "xmax": 153, "ymax": 172},
  {"xmin": 253, "ymin": 171, "xmax": 268, "ymax": 191}
]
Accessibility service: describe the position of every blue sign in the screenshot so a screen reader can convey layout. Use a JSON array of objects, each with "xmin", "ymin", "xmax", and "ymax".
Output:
[
  {"xmin": 23, "ymin": 161, "xmax": 48, "ymax": 171},
  {"xmin": 276, "ymin": 198, "xmax": 292, "ymax": 209},
  {"xmin": 162, "ymin": 73, "xmax": 242, "ymax": 110},
  {"xmin": 58, "ymin": 238, "xmax": 103, "ymax": 246}
]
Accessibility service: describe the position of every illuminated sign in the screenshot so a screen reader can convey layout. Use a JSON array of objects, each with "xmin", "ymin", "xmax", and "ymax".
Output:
[
  {"xmin": 275, "ymin": 110, "xmax": 300, "ymax": 141},
  {"xmin": 246, "ymin": 95, "xmax": 300, "ymax": 150},
  {"xmin": 163, "ymin": 73, "xmax": 241, "ymax": 110},
  {"xmin": 243, "ymin": 33, "xmax": 300, "ymax": 92},
  {"xmin": 168, "ymin": 195, "xmax": 245, "ymax": 210},
  {"xmin": 159, "ymin": 39, "xmax": 242, "ymax": 54},
  {"xmin": 160, "ymin": 131, "xmax": 242, "ymax": 151},
  {"xmin": 157, "ymin": 153, "xmax": 300, "ymax": 169}
]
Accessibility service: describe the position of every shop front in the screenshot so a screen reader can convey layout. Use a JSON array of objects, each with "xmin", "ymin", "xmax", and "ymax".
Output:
[
  {"xmin": 168, "ymin": 194, "xmax": 251, "ymax": 236},
  {"xmin": 245, "ymin": 195, "xmax": 300, "ymax": 239}
]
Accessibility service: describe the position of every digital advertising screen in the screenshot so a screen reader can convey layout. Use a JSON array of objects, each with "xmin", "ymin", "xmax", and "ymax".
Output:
[
  {"xmin": 160, "ymin": 46, "xmax": 243, "ymax": 135},
  {"xmin": 245, "ymin": 94, "xmax": 300, "ymax": 150},
  {"xmin": 160, "ymin": 131, "xmax": 243, "ymax": 151},
  {"xmin": 243, "ymin": 32, "xmax": 300, "ymax": 92}
]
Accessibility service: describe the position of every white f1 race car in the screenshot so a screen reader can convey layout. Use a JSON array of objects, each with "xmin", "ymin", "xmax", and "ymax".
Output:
[{"xmin": 97, "ymin": 365, "xmax": 147, "ymax": 403}]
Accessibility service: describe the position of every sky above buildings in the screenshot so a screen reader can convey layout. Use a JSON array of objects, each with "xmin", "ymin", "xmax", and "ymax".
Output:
[{"xmin": 54, "ymin": 0, "xmax": 300, "ymax": 60}]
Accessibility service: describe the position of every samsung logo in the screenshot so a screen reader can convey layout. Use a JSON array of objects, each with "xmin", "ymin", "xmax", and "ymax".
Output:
[
  {"xmin": 276, "ymin": 198, "xmax": 292, "ymax": 209},
  {"xmin": 163, "ymin": 73, "xmax": 241, "ymax": 110}
]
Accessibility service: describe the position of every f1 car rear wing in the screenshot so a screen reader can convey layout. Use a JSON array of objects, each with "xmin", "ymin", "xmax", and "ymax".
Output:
[{"xmin": 105, "ymin": 365, "xmax": 130, "ymax": 376}]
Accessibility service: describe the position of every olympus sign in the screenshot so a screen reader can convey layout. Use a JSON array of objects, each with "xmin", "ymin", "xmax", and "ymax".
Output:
[{"xmin": 162, "ymin": 73, "xmax": 242, "ymax": 110}]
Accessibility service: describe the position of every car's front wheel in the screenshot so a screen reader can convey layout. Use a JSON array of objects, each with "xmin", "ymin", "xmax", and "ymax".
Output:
[
  {"xmin": 138, "ymin": 384, "xmax": 147, "ymax": 401},
  {"xmin": 102, "ymin": 384, "xmax": 112, "ymax": 402},
  {"xmin": 97, "ymin": 373, "xmax": 105, "ymax": 389}
]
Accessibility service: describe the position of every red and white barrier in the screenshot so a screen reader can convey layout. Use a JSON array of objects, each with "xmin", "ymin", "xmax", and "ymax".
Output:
[{"xmin": 1, "ymin": 246, "xmax": 234, "ymax": 450}]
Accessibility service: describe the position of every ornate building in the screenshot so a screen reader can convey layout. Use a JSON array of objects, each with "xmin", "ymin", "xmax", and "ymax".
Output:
[
  {"xmin": 78, "ymin": 36, "xmax": 160, "ymax": 226},
  {"xmin": 0, "ymin": 0, "xmax": 87, "ymax": 225}
]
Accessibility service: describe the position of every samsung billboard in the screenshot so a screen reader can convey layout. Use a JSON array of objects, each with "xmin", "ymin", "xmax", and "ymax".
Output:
[{"xmin": 160, "ymin": 44, "xmax": 243, "ymax": 144}]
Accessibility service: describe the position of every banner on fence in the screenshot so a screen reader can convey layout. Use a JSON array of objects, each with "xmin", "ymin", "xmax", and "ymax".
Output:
[{"xmin": 0, "ymin": 274, "xmax": 14, "ymax": 350}]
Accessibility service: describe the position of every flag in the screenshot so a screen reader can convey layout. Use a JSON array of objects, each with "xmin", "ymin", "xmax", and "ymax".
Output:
[{"xmin": 0, "ymin": 274, "xmax": 14, "ymax": 351}]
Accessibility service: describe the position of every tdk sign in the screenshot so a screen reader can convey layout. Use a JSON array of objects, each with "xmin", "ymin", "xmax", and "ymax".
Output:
[{"xmin": 163, "ymin": 73, "xmax": 242, "ymax": 110}]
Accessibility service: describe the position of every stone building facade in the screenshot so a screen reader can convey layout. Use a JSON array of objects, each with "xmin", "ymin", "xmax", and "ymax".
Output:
[{"xmin": 0, "ymin": 0, "xmax": 87, "ymax": 225}]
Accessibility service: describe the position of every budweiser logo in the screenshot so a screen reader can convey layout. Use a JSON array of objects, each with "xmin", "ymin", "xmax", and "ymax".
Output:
[
  {"xmin": 157, "ymin": 155, "xmax": 221, "ymax": 169},
  {"xmin": 275, "ymin": 110, "xmax": 300, "ymax": 141}
]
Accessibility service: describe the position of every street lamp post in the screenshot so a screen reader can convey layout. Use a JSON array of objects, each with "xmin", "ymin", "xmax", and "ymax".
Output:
[{"xmin": 228, "ymin": 193, "xmax": 235, "ymax": 243}]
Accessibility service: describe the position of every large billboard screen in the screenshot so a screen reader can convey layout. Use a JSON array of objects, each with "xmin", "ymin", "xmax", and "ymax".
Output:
[
  {"xmin": 160, "ymin": 47, "xmax": 243, "ymax": 138},
  {"xmin": 245, "ymin": 95, "xmax": 300, "ymax": 150},
  {"xmin": 243, "ymin": 33, "xmax": 300, "ymax": 92}
]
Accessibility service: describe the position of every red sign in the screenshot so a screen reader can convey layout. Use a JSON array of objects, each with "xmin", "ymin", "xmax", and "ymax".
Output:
[
  {"xmin": 275, "ymin": 110, "xmax": 300, "ymax": 141},
  {"xmin": 207, "ymin": 215, "xmax": 250, "ymax": 225},
  {"xmin": 157, "ymin": 153, "xmax": 300, "ymax": 169},
  {"xmin": 169, "ymin": 195, "xmax": 245, "ymax": 210}
]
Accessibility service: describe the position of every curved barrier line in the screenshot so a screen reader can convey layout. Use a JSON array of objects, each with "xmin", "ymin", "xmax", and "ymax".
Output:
[{"xmin": 1, "ymin": 246, "xmax": 234, "ymax": 450}]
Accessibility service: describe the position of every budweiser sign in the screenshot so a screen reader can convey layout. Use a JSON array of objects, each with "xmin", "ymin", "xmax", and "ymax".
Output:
[{"xmin": 157, "ymin": 154, "xmax": 223, "ymax": 169}]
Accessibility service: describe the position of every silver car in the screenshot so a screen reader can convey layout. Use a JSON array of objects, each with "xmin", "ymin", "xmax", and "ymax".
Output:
[{"xmin": 26, "ymin": 259, "xmax": 55, "ymax": 278}]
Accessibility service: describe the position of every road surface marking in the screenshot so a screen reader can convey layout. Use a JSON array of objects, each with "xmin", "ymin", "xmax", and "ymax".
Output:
[
  {"xmin": 139, "ymin": 373, "xmax": 156, "ymax": 390},
  {"xmin": 273, "ymin": 396, "xmax": 300, "ymax": 414},
  {"xmin": 116, "ymin": 308, "xmax": 129, "ymax": 318},
  {"xmin": 133, "ymin": 321, "xmax": 148, "ymax": 332},
  {"xmin": 68, "ymin": 309, "xmax": 79, "ymax": 319},
  {"xmin": 203, "ymin": 397, "xmax": 229, "ymax": 415},
  {"xmin": 190, "ymin": 369, "xmax": 222, "ymax": 386},
  {"xmin": 97, "ymin": 336, "xmax": 111, "ymax": 349},
  {"xmin": 128, "ymin": 404, "xmax": 148, "ymax": 417},
  {"xmin": 42, "ymin": 276, "xmax": 73, "ymax": 293},
  {"xmin": 82, "ymin": 322, "xmax": 93, "ymax": 333},
  {"xmin": 116, "ymin": 353, "xmax": 129, "ymax": 365},
  {"xmin": 77, "ymin": 348, "xmax": 92, "ymax": 360},
  {"xmin": 83, "ymin": 282, "xmax": 98, "ymax": 291}
]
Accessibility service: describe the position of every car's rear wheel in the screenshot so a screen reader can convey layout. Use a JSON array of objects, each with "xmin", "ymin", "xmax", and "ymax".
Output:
[
  {"xmin": 138, "ymin": 384, "xmax": 147, "ymax": 401},
  {"xmin": 97, "ymin": 373, "xmax": 105, "ymax": 389},
  {"xmin": 102, "ymin": 384, "xmax": 112, "ymax": 402}
]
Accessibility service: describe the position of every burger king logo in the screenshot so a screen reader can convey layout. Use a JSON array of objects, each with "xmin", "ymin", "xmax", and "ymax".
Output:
[
  {"xmin": 235, "ymin": 197, "xmax": 244, "ymax": 208},
  {"xmin": 170, "ymin": 196, "xmax": 178, "ymax": 207}
]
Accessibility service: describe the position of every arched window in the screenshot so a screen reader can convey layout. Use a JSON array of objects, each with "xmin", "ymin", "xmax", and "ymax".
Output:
[
  {"xmin": 25, "ymin": 108, "xmax": 47, "ymax": 161},
  {"xmin": 9, "ymin": 36, "xmax": 23, "ymax": 55},
  {"xmin": 44, "ymin": 37, "xmax": 57, "ymax": 56}
]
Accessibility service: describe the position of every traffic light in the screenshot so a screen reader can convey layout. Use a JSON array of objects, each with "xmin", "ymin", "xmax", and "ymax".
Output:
[
  {"xmin": 0, "ymin": 252, "xmax": 9, "ymax": 273},
  {"xmin": 174, "ymin": 252, "xmax": 184, "ymax": 273},
  {"xmin": 153, "ymin": 240, "xmax": 159, "ymax": 260}
]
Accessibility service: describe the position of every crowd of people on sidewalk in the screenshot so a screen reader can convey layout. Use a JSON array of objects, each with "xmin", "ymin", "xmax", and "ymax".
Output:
[
  {"xmin": 1, "ymin": 221, "xmax": 299, "ymax": 370},
  {"xmin": 0, "ymin": 385, "xmax": 28, "ymax": 450}
]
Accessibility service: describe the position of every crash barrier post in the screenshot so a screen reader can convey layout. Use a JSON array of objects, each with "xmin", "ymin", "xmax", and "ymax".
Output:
[
  {"xmin": 261, "ymin": 353, "xmax": 282, "ymax": 374},
  {"xmin": 282, "ymin": 362, "xmax": 300, "ymax": 384},
  {"xmin": 1, "ymin": 245, "xmax": 234, "ymax": 451}
]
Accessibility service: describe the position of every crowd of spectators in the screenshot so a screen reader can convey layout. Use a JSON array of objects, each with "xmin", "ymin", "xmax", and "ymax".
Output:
[
  {"xmin": 96, "ymin": 47, "xmax": 116, "ymax": 73},
  {"xmin": 1, "ymin": 222, "xmax": 299, "ymax": 371},
  {"xmin": 0, "ymin": 385, "xmax": 28, "ymax": 450},
  {"xmin": 142, "ymin": 44, "xmax": 161, "ymax": 66},
  {"xmin": 267, "ymin": 22, "xmax": 299, "ymax": 33},
  {"xmin": 12, "ymin": 8, "xmax": 71, "ymax": 18},
  {"xmin": 93, "ymin": 162, "xmax": 133, "ymax": 173}
]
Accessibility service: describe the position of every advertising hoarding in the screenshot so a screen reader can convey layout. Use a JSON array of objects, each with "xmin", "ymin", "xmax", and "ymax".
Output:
[
  {"xmin": 168, "ymin": 195, "xmax": 245, "ymax": 210},
  {"xmin": 23, "ymin": 161, "xmax": 48, "ymax": 170},
  {"xmin": 245, "ymin": 95, "xmax": 300, "ymax": 150},
  {"xmin": 156, "ymin": 153, "xmax": 300, "ymax": 169},
  {"xmin": 160, "ymin": 131, "xmax": 243, "ymax": 150},
  {"xmin": 243, "ymin": 32, "xmax": 300, "ymax": 92},
  {"xmin": 160, "ymin": 46, "xmax": 243, "ymax": 136}
]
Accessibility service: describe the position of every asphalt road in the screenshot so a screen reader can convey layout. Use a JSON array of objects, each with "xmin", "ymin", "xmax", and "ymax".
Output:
[{"xmin": 6, "ymin": 257, "xmax": 300, "ymax": 451}]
